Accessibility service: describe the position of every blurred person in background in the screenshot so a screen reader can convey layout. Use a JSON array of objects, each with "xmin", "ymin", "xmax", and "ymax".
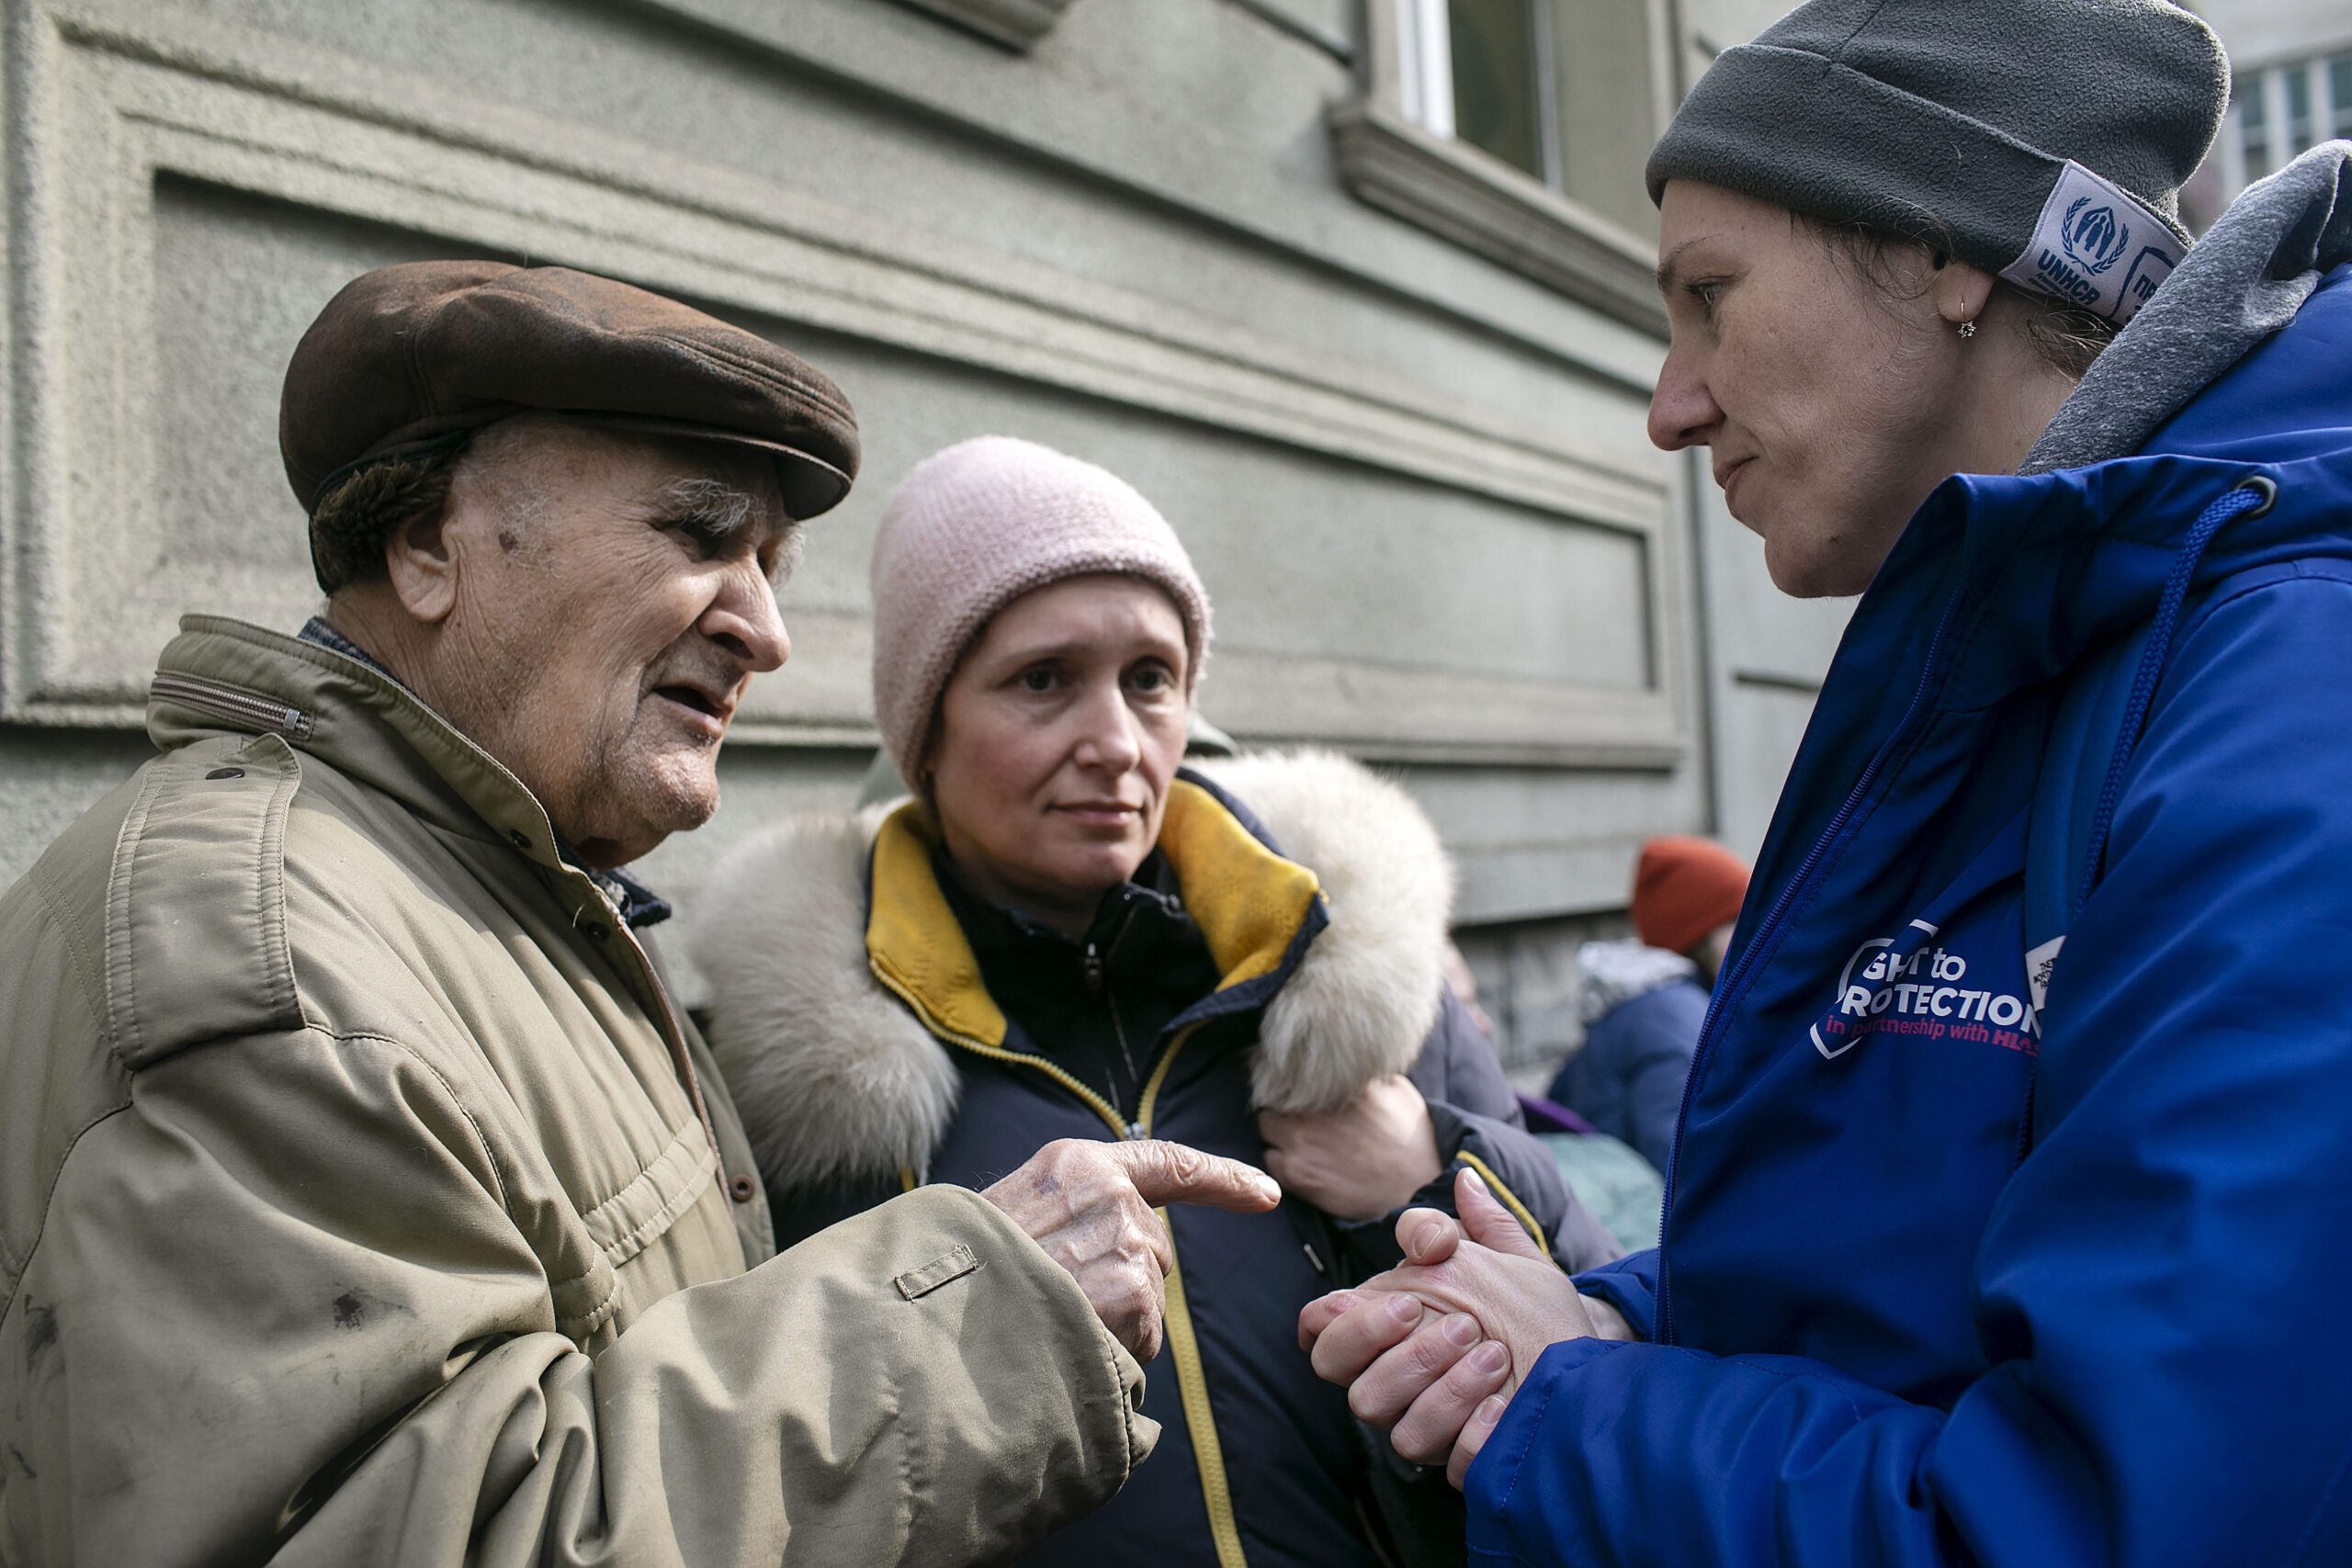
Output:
[
  {"xmin": 1300, "ymin": 0, "xmax": 2352, "ymax": 1562},
  {"xmin": 1547, "ymin": 834, "xmax": 1750, "ymax": 1173},
  {"xmin": 694, "ymin": 434, "xmax": 1616, "ymax": 1568}
]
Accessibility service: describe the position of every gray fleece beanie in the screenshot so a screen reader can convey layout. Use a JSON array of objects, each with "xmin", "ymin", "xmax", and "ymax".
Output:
[{"xmin": 1648, "ymin": 0, "xmax": 2229, "ymax": 325}]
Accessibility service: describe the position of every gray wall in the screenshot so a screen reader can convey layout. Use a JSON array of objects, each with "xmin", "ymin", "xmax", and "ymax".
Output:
[{"xmin": 0, "ymin": 0, "xmax": 1841, "ymax": 1053}]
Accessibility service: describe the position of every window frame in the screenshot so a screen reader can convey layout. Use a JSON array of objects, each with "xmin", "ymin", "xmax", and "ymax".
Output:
[
  {"xmin": 1396, "ymin": 0, "xmax": 1565, "ymax": 188},
  {"xmin": 2221, "ymin": 51, "xmax": 2352, "ymax": 198},
  {"xmin": 1329, "ymin": 0, "xmax": 1668, "ymax": 335}
]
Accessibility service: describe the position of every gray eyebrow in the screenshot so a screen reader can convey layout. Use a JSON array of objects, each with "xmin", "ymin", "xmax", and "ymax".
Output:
[
  {"xmin": 650, "ymin": 474, "xmax": 759, "ymax": 534},
  {"xmin": 649, "ymin": 473, "xmax": 803, "ymax": 579}
]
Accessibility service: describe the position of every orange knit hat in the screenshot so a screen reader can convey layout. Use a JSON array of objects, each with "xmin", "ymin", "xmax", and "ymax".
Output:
[{"xmin": 1632, "ymin": 836, "xmax": 1750, "ymax": 957}]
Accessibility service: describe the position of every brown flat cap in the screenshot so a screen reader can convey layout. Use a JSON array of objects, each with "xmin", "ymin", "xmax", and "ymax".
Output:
[{"xmin": 279, "ymin": 260, "xmax": 860, "ymax": 521}]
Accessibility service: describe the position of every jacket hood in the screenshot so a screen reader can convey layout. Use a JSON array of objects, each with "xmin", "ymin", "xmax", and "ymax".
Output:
[
  {"xmin": 1576, "ymin": 939, "xmax": 1699, "ymax": 1025},
  {"xmin": 2024, "ymin": 142, "xmax": 2352, "ymax": 476},
  {"xmin": 693, "ymin": 749, "xmax": 1453, "ymax": 1193},
  {"xmin": 1737, "ymin": 156, "xmax": 2352, "ymax": 983}
]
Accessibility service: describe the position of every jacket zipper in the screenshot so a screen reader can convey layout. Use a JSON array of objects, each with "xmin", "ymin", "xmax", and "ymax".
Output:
[
  {"xmin": 870, "ymin": 957, "xmax": 1247, "ymax": 1565},
  {"xmin": 1137, "ymin": 1028, "xmax": 1250, "ymax": 1568},
  {"xmin": 1084, "ymin": 939, "xmax": 1146, "ymax": 1120},
  {"xmin": 149, "ymin": 672, "xmax": 313, "ymax": 739},
  {"xmin": 1655, "ymin": 573, "xmax": 1968, "ymax": 1348}
]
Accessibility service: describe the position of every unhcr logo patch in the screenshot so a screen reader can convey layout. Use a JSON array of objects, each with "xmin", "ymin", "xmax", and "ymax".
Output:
[
  {"xmin": 2000, "ymin": 160, "xmax": 2181, "ymax": 326},
  {"xmin": 2060, "ymin": 197, "xmax": 2129, "ymax": 275}
]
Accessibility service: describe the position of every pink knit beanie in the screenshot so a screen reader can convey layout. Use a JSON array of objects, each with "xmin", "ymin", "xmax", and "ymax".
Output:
[{"xmin": 869, "ymin": 435, "xmax": 1213, "ymax": 775}]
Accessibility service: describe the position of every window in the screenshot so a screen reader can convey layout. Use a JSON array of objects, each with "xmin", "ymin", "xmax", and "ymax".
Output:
[
  {"xmin": 1405, "ymin": 0, "xmax": 1551, "ymax": 182},
  {"xmin": 2227, "ymin": 54, "xmax": 2351, "ymax": 202},
  {"xmin": 1329, "ymin": 0, "xmax": 1667, "ymax": 332},
  {"xmin": 2285, "ymin": 62, "xmax": 2313, "ymax": 154},
  {"xmin": 2240, "ymin": 71, "xmax": 2271, "ymax": 181},
  {"xmin": 1391, "ymin": 0, "xmax": 1659, "ymax": 238}
]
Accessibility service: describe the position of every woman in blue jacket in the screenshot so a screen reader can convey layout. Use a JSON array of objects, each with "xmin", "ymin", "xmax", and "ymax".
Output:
[
  {"xmin": 695, "ymin": 435, "xmax": 1611, "ymax": 1568},
  {"xmin": 1301, "ymin": 1, "xmax": 2352, "ymax": 1562}
]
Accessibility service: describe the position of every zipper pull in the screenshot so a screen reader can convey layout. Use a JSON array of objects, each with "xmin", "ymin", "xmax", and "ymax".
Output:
[
  {"xmin": 1083, "ymin": 942, "xmax": 1104, "ymax": 996},
  {"xmin": 1125, "ymin": 1120, "xmax": 1146, "ymax": 1141}
]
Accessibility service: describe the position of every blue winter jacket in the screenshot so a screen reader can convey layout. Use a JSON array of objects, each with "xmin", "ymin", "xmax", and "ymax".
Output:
[{"xmin": 1467, "ymin": 261, "xmax": 2352, "ymax": 1566}]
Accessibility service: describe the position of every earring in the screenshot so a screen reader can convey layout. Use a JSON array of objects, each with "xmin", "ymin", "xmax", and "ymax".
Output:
[{"xmin": 1957, "ymin": 320, "xmax": 1977, "ymax": 339}]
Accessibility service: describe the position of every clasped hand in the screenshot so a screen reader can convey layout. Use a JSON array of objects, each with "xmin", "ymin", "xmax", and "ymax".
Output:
[{"xmin": 1296, "ymin": 1166, "xmax": 1610, "ymax": 1487}]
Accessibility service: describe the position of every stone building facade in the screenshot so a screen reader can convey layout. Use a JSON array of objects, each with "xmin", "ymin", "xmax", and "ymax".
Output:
[{"xmin": 0, "ymin": 0, "xmax": 1844, "ymax": 1072}]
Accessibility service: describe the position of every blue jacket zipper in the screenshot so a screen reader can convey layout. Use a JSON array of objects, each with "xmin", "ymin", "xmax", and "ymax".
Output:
[{"xmin": 1655, "ymin": 570, "xmax": 1969, "ymax": 1347}]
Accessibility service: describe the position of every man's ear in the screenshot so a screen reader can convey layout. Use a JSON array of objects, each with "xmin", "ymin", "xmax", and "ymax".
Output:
[{"xmin": 383, "ymin": 500, "xmax": 463, "ymax": 625}]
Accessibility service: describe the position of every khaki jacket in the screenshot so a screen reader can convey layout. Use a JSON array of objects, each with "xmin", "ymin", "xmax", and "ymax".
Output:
[{"xmin": 0, "ymin": 616, "xmax": 1152, "ymax": 1566}]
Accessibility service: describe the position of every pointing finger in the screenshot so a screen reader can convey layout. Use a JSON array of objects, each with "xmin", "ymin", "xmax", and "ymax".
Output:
[{"xmin": 1105, "ymin": 1139, "xmax": 1282, "ymax": 1213}]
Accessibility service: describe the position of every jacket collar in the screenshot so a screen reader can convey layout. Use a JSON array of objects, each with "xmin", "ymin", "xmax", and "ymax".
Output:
[
  {"xmin": 1577, "ymin": 939, "xmax": 1700, "ymax": 1025},
  {"xmin": 149, "ymin": 616, "xmax": 627, "ymax": 904},
  {"xmin": 289, "ymin": 615, "xmax": 671, "ymax": 927},
  {"xmin": 864, "ymin": 774, "xmax": 1326, "ymax": 1052},
  {"xmin": 693, "ymin": 749, "xmax": 1457, "ymax": 1194},
  {"xmin": 937, "ymin": 848, "xmax": 1209, "ymax": 1017}
]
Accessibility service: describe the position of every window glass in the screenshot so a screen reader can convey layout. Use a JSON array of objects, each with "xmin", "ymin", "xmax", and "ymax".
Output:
[
  {"xmin": 1395, "ymin": 0, "xmax": 1659, "ymax": 240},
  {"xmin": 2332, "ymin": 54, "xmax": 2352, "ymax": 141},
  {"xmin": 1549, "ymin": 0, "xmax": 1658, "ymax": 235},
  {"xmin": 2285, "ymin": 62, "xmax": 2313, "ymax": 153},
  {"xmin": 1446, "ymin": 0, "xmax": 1545, "ymax": 181},
  {"xmin": 2241, "ymin": 71, "xmax": 2270, "ymax": 180}
]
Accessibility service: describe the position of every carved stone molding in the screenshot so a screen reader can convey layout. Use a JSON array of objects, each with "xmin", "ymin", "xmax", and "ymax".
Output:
[
  {"xmin": 1329, "ymin": 98, "xmax": 1666, "ymax": 336},
  {"xmin": 898, "ymin": 0, "xmax": 1077, "ymax": 51},
  {"xmin": 1, "ymin": 0, "xmax": 1687, "ymax": 770}
]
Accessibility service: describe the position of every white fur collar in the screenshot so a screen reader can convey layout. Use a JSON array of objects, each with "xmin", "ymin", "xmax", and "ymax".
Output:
[{"xmin": 690, "ymin": 749, "xmax": 1453, "ymax": 1194}]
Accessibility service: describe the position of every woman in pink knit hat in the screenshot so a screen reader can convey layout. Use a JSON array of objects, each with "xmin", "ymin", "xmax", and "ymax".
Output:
[{"xmin": 695, "ymin": 434, "xmax": 1611, "ymax": 1568}]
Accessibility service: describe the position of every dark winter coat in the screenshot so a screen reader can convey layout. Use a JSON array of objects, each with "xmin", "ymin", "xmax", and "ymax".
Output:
[{"xmin": 695, "ymin": 750, "xmax": 1611, "ymax": 1568}]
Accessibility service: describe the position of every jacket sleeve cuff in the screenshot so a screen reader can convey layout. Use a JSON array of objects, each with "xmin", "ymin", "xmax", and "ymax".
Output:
[
  {"xmin": 1570, "ymin": 1247, "xmax": 1660, "ymax": 1340},
  {"xmin": 1464, "ymin": 1337, "xmax": 1932, "ymax": 1568},
  {"xmin": 1333, "ymin": 1102, "xmax": 1604, "ymax": 1278}
]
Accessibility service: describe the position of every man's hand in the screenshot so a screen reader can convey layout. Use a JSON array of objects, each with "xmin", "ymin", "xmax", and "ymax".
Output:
[
  {"xmin": 1296, "ymin": 1167, "xmax": 1595, "ymax": 1483},
  {"xmin": 983, "ymin": 1138, "xmax": 1281, "ymax": 1361},
  {"xmin": 1259, "ymin": 1075, "xmax": 1445, "ymax": 1222}
]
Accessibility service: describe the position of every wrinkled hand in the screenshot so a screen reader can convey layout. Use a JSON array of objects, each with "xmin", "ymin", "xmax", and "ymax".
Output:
[
  {"xmin": 983, "ymin": 1138, "xmax": 1281, "ymax": 1361},
  {"xmin": 1296, "ymin": 1167, "xmax": 1594, "ymax": 1486}
]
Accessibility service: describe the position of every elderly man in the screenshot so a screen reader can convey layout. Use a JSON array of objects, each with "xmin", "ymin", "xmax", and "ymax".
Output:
[{"xmin": 0, "ymin": 262, "xmax": 1278, "ymax": 1565}]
